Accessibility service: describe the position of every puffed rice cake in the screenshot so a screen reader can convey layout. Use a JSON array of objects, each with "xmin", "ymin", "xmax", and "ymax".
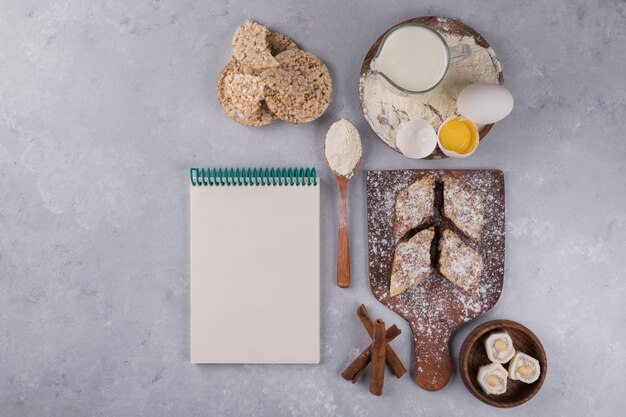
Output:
[
  {"xmin": 217, "ymin": 59, "xmax": 277, "ymax": 127},
  {"xmin": 232, "ymin": 19, "xmax": 279, "ymax": 70},
  {"xmin": 268, "ymin": 31, "xmax": 298, "ymax": 55},
  {"xmin": 262, "ymin": 49, "xmax": 332, "ymax": 124}
]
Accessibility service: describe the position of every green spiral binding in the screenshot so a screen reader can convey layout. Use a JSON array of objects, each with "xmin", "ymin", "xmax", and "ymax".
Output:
[{"xmin": 189, "ymin": 167, "xmax": 318, "ymax": 187}]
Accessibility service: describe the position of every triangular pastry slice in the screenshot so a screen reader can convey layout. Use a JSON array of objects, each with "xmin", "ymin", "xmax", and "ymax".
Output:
[
  {"xmin": 393, "ymin": 174, "xmax": 435, "ymax": 240},
  {"xmin": 443, "ymin": 175, "xmax": 485, "ymax": 240},
  {"xmin": 438, "ymin": 230, "xmax": 483, "ymax": 296},
  {"xmin": 389, "ymin": 227, "xmax": 434, "ymax": 297}
]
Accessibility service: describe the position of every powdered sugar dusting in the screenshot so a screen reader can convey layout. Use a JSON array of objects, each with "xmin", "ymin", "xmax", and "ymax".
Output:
[
  {"xmin": 390, "ymin": 228, "xmax": 434, "ymax": 296},
  {"xmin": 393, "ymin": 174, "xmax": 435, "ymax": 239},
  {"xmin": 366, "ymin": 169, "xmax": 505, "ymax": 389},
  {"xmin": 438, "ymin": 230, "xmax": 483, "ymax": 295},
  {"xmin": 444, "ymin": 176, "xmax": 485, "ymax": 240}
]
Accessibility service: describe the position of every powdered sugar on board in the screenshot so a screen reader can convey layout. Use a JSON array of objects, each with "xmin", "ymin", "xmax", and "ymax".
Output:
[{"xmin": 366, "ymin": 169, "xmax": 505, "ymax": 390}]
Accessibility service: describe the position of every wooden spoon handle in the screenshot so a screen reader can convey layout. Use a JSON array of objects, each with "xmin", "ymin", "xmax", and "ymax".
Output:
[
  {"xmin": 412, "ymin": 327, "xmax": 453, "ymax": 391},
  {"xmin": 336, "ymin": 177, "xmax": 350, "ymax": 288}
]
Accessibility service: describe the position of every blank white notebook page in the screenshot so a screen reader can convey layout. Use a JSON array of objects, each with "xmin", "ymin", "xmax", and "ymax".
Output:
[{"xmin": 190, "ymin": 182, "xmax": 320, "ymax": 363}]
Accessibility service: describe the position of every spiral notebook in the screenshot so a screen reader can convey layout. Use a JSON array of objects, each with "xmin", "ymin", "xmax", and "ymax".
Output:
[{"xmin": 189, "ymin": 168, "xmax": 320, "ymax": 364}]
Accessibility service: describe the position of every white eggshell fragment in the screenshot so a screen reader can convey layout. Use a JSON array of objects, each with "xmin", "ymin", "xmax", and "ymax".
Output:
[
  {"xmin": 396, "ymin": 119, "xmax": 438, "ymax": 159},
  {"xmin": 457, "ymin": 82, "xmax": 514, "ymax": 125}
]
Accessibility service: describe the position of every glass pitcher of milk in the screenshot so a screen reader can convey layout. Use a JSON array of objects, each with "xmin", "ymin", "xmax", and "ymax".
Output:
[{"xmin": 370, "ymin": 23, "xmax": 471, "ymax": 95}]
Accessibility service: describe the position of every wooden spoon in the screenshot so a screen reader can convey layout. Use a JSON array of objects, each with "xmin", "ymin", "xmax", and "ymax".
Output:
[{"xmin": 324, "ymin": 119, "xmax": 362, "ymax": 288}]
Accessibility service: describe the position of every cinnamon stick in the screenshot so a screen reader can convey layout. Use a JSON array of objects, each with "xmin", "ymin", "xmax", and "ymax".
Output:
[
  {"xmin": 341, "ymin": 324, "xmax": 401, "ymax": 381},
  {"xmin": 369, "ymin": 319, "xmax": 386, "ymax": 396},
  {"xmin": 356, "ymin": 304, "xmax": 407, "ymax": 378},
  {"xmin": 350, "ymin": 369, "xmax": 362, "ymax": 384}
]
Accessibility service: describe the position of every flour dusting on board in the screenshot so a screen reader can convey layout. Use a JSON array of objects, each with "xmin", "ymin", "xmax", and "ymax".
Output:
[{"xmin": 366, "ymin": 169, "xmax": 505, "ymax": 389}]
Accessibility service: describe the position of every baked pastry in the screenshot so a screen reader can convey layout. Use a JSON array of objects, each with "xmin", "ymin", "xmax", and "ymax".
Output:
[
  {"xmin": 438, "ymin": 229, "xmax": 483, "ymax": 296},
  {"xmin": 389, "ymin": 228, "xmax": 434, "ymax": 296},
  {"xmin": 443, "ymin": 175, "xmax": 485, "ymax": 240},
  {"xmin": 393, "ymin": 174, "xmax": 435, "ymax": 240}
]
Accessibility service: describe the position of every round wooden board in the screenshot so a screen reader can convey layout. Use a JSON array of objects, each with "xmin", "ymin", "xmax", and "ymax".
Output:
[
  {"xmin": 359, "ymin": 16, "xmax": 504, "ymax": 159},
  {"xmin": 459, "ymin": 320, "xmax": 548, "ymax": 408}
]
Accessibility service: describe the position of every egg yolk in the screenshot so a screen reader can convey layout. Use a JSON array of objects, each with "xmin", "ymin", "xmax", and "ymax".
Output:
[{"xmin": 439, "ymin": 118, "xmax": 476, "ymax": 154}]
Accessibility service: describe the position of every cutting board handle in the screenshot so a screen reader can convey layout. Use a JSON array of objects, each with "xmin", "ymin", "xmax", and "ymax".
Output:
[{"xmin": 412, "ymin": 327, "xmax": 453, "ymax": 391}]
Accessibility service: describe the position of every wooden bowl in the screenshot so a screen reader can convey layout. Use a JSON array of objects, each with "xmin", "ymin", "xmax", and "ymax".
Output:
[{"xmin": 459, "ymin": 320, "xmax": 547, "ymax": 408}]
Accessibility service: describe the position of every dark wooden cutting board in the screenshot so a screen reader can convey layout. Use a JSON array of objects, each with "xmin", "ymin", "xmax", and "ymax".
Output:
[{"xmin": 366, "ymin": 169, "xmax": 505, "ymax": 391}]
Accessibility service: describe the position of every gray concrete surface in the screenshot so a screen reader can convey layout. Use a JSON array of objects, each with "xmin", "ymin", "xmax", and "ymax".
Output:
[{"xmin": 1, "ymin": 0, "xmax": 625, "ymax": 416}]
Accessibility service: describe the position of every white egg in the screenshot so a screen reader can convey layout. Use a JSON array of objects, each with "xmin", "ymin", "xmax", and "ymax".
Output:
[
  {"xmin": 457, "ymin": 82, "xmax": 514, "ymax": 125},
  {"xmin": 396, "ymin": 119, "xmax": 438, "ymax": 159}
]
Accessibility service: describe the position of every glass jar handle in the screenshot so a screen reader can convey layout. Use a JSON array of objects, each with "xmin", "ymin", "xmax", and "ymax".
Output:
[{"xmin": 449, "ymin": 44, "xmax": 471, "ymax": 64}]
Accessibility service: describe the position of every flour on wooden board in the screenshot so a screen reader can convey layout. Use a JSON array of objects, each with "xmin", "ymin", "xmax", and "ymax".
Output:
[{"xmin": 366, "ymin": 170, "xmax": 505, "ymax": 369}]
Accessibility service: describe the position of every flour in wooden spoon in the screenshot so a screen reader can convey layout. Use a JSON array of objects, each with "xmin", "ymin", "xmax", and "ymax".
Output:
[{"xmin": 324, "ymin": 119, "xmax": 362, "ymax": 178}]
